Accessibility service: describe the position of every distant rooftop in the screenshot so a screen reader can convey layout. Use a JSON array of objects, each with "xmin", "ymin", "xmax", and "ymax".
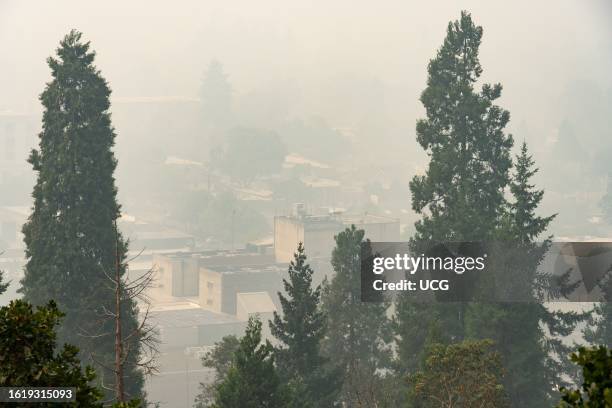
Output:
[
  {"xmin": 341, "ymin": 213, "xmax": 399, "ymax": 225},
  {"xmin": 149, "ymin": 303, "xmax": 240, "ymax": 328},
  {"xmin": 277, "ymin": 211, "xmax": 398, "ymax": 226},
  {"xmin": 159, "ymin": 248, "xmax": 272, "ymax": 260},
  {"xmin": 204, "ymin": 263, "xmax": 287, "ymax": 275},
  {"xmin": 237, "ymin": 292, "xmax": 276, "ymax": 315}
]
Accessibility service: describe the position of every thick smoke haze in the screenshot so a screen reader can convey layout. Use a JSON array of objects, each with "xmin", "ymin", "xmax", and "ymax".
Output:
[
  {"xmin": 1, "ymin": 3, "xmax": 611, "ymax": 406},
  {"xmin": 1, "ymin": 1, "xmax": 609, "ymax": 124},
  {"xmin": 1, "ymin": 0, "xmax": 611, "ymax": 233}
]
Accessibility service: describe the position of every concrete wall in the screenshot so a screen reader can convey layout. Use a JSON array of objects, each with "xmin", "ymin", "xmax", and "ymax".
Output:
[
  {"xmin": 199, "ymin": 268, "xmax": 223, "ymax": 312},
  {"xmin": 304, "ymin": 225, "xmax": 341, "ymax": 259},
  {"xmin": 353, "ymin": 221, "xmax": 400, "ymax": 243},
  {"xmin": 274, "ymin": 216, "xmax": 305, "ymax": 263},
  {"xmin": 220, "ymin": 271, "xmax": 283, "ymax": 315}
]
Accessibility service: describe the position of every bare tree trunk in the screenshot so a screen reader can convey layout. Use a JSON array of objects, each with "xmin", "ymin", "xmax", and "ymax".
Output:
[
  {"xmin": 82, "ymin": 221, "xmax": 159, "ymax": 404},
  {"xmin": 114, "ymin": 221, "xmax": 125, "ymax": 403}
]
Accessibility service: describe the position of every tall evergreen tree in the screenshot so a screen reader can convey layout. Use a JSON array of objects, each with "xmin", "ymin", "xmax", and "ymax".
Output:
[
  {"xmin": 20, "ymin": 31, "xmax": 143, "ymax": 401},
  {"xmin": 211, "ymin": 317, "xmax": 292, "ymax": 408},
  {"xmin": 395, "ymin": 11, "xmax": 514, "ymax": 378},
  {"xmin": 395, "ymin": 12, "xmax": 583, "ymax": 407},
  {"xmin": 409, "ymin": 11, "xmax": 514, "ymax": 245},
  {"xmin": 507, "ymin": 142, "xmax": 556, "ymax": 244},
  {"xmin": 270, "ymin": 242, "xmax": 341, "ymax": 407},
  {"xmin": 321, "ymin": 226, "xmax": 392, "ymax": 407}
]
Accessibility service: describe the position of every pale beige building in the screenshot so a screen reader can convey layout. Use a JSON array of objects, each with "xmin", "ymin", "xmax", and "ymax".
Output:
[
  {"xmin": 151, "ymin": 249, "xmax": 275, "ymax": 301},
  {"xmin": 198, "ymin": 263, "xmax": 284, "ymax": 315},
  {"xmin": 273, "ymin": 207, "xmax": 400, "ymax": 263}
]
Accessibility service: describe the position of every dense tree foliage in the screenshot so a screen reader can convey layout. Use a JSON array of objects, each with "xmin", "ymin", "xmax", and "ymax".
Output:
[
  {"xmin": 322, "ymin": 226, "xmax": 392, "ymax": 406},
  {"xmin": 194, "ymin": 335, "xmax": 240, "ymax": 408},
  {"xmin": 0, "ymin": 300, "xmax": 103, "ymax": 407},
  {"xmin": 410, "ymin": 339, "xmax": 508, "ymax": 407},
  {"xmin": 557, "ymin": 346, "xmax": 612, "ymax": 407},
  {"xmin": 211, "ymin": 317, "xmax": 291, "ymax": 408},
  {"xmin": 270, "ymin": 243, "xmax": 341, "ymax": 407},
  {"xmin": 19, "ymin": 30, "xmax": 144, "ymax": 400}
]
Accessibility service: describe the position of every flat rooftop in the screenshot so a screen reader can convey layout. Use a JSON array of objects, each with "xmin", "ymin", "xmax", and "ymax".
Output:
[
  {"xmin": 203, "ymin": 263, "xmax": 287, "ymax": 275},
  {"xmin": 156, "ymin": 250, "xmax": 274, "ymax": 265},
  {"xmin": 149, "ymin": 303, "xmax": 240, "ymax": 328},
  {"xmin": 237, "ymin": 292, "xmax": 277, "ymax": 314},
  {"xmin": 341, "ymin": 213, "xmax": 399, "ymax": 225},
  {"xmin": 276, "ymin": 212, "xmax": 398, "ymax": 226}
]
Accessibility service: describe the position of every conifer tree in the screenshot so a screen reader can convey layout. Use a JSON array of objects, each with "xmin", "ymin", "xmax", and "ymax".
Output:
[
  {"xmin": 409, "ymin": 11, "xmax": 514, "ymax": 245},
  {"xmin": 194, "ymin": 335, "xmax": 240, "ymax": 407},
  {"xmin": 270, "ymin": 242, "xmax": 341, "ymax": 407},
  {"xmin": 395, "ymin": 11, "xmax": 514, "ymax": 378},
  {"xmin": 211, "ymin": 317, "xmax": 292, "ymax": 408},
  {"xmin": 20, "ymin": 30, "xmax": 143, "ymax": 401},
  {"xmin": 507, "ymin": 142, "xmax": 556, "ymax": 244},
  {"xmin": 395, "ymin": 12, "xmax": 583, "ymax": 407},
  {"xmin": 467, "ymin": 142, "xmax": 584, "ymax": 406},
  {"xmin": 321, "ymin": 226, "xmax": 392, "ymax": 406}
]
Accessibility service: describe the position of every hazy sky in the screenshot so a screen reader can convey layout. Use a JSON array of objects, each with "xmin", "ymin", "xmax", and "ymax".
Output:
[
  {"xmin": 1, "ymin": 1, "xmax": 609, "ymax": 104},
  {"xmin": 0, "ymin": 0, "xmax": 610, "ymax": 241},
  {"xmin": 1, "ymin": 0, "xmax": 610, "ymax": 168}
]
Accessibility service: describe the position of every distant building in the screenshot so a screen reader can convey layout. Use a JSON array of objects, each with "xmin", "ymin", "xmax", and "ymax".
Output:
[
  {"xmin": 120, "ymin": 217, "xmax": 196, "ymax": 253},
  {"xmin": 198, "ymin": 263, "xmax": 285, "ymax": 315},
  {"xmin": 273, "ymin": 204, "xmax": 400, "ymax": 263},
  {"xmin": 274, "ymin": 211, "xmax": 343, "ymax": 263},
  {"xmin": 148, "ymin": 301, "xmax": 245, "ymax": 349},
  {"xmin": 236, "ymin": 291, "xmax": 277, "ymax": 322},
  {"xmin": 152, "ymin": 249, "xmax": 275, "ymax": 300}
]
